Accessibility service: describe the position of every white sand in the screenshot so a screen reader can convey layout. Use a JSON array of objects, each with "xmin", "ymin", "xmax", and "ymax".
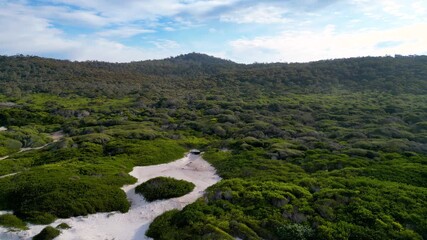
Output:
[
  {"xmin": 51, "ymin": 131, "xmax": 64, "ymax": 142},
  {"xmin": 0, "ymin": 211, "xmax": 13, "ymax": 215},
  {"xmin": 0, "ymin": 173, "xmax": 18, "ymax": 179},
  {"xmin": 19, "ymin": 145, "xmax": 49, "ymax": 153},
  {"xmin": 0, "ymin": 154, "xmax": 221, "ymax": 240}
]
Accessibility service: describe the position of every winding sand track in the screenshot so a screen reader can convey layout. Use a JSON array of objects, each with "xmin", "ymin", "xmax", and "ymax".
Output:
[{"xmin": 0, "ymin": 130, "xmax": 64, "ymax": 161}]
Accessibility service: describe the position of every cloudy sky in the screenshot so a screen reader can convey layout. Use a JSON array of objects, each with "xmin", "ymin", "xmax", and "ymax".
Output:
[{"xmin": 0, "ymin": 0, "xmax": 426, "ymax": 63}]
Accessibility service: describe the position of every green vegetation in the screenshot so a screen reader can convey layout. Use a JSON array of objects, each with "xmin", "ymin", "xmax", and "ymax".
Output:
[
  {"xmin": 0, "ymin": 214, "xmax": 27, "ymax": 230},
  {"xmin": 136, "ymin": 177, "xmax": 195, "ymax": 201},
  {"xmin": 33, "ymin": 226, "xmax": 60, "ymax": 240},
  {"xmin": 56, "ymin": 223, "xmax": 71, "ymax": 229},
  {"xmin": 0, "ymin": 54, "xmax": 426, "ymax": 239}
]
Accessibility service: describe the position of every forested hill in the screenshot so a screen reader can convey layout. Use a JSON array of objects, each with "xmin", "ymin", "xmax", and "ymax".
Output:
[{"xmin": 0, "ymin": 54, "xmax": 426, "ymax": 98}]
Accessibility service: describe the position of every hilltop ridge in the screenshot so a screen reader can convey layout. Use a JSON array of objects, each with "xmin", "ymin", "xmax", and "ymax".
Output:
[{"xmin": 0, "ymin": 54, "xmax": 426, "ymax": 98}]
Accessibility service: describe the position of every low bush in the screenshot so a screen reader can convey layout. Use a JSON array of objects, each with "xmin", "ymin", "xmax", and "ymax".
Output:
[
  {"xmin": 6, "ymin": 171, "xmax": 131, "ymax": 223},
  {"xmin": 56, "ymin": 222, "xmax": 71, "ymax": 229},
  {"xmin": 0, "ymin": 214, "xmax": 27, "ymax": 230},
  {"xmin": 135, "ymin": 177, "xmax": 195, "ymax": 201},
  {"xmin": 146, "ymin": 210, "xmax": 180, "ymax": 239},
  {"xmin": 33, "ymin": 226, "xmax": 60, "ymax": 240}
]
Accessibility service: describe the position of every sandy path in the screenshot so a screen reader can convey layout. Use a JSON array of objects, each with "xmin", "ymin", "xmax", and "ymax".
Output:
[
  {"xmin": 0, "ymin": 130, "xmax": 64, "ymax": 161},
  {"xmin": 0, "ymin": 154, "xmax": 221, "ymax": 240},
  {"xmin": 17, "ymin": 131, "xmax": 64, "ymax": 153},
  {"xmin": 18, "ymin": 145, "xmax": 48, "ymax": 153},
  {"xmin": 0, "ymin": 173, "xmax": 18, "ymax": 179}
]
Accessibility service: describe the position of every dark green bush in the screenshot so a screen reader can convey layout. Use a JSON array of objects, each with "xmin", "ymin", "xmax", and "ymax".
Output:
[
  {"xmin": 8, "ymin": 172, "xmax": 130, "ymax": 223},
  {"xmin": 33, "ymin": 226, "xmax": 60, "ymax": 240},
  {"xmin": 276, "ymin": 224, "xmax": 314, "ymax": 240},
  {"xmin": 146, "ymin": 210, "xmax": 180, "ymax": 239},
  {"xmin": 135, "ymin": 177, "xmax": 195, "ymax": 201},
  {"xmin": 56, "ymin": 222, "xmax": 71, "ymax": 229},
  {"xmin": 16, "ymin": 211, "xmax": 56, "ymax": 225},
  {"xmin": 0, "ymin": 214, "xmax": 27, "ymax": 230}
]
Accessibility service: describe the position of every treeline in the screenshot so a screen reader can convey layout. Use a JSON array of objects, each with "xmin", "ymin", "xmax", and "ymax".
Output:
[{"xmin": 0, "ymin": 54, "xmax": 426, "ymax": 99}]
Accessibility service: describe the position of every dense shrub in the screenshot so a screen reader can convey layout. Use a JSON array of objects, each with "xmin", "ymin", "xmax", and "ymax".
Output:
[
  {"xmin": 135, "ymin": 177, "xmax": 195, "ymax": 201},
  {"xmin": 276, "ymin": 224, "xmax": 314, "ymax": 240},
  {"xmin": 56, "ymin": 222, "xmax": 71, "ymax": 229},
  {"xmin": 0, "ymin": 214, "xmax": 27, "ymax": 230},
  {"xmin": 146, "ymin": 210, "xmax": 180, "ymax": 239},
  {"xmin": 7, "ymin": 172, "xmax": 130, "ymax": 223},
  {"xmin": 33, "ymin": 226, "xmax": 60, "ymax": 240}
]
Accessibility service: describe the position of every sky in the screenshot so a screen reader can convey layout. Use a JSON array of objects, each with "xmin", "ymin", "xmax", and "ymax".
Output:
[{"xmin": 0, "ymin": 0, "xmax": 426, "ymax": 63}]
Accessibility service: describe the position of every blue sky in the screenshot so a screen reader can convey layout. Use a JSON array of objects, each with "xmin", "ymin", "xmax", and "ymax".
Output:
[{"xmin": 0, "ymin": 0, "xmax": 426, "ymax": 63}]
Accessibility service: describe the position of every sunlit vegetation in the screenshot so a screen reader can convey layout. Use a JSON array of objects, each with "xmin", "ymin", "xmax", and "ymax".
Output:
[
  {"xmin": 0, "ymin": 214, "xmax": 27, "ymax": 230},
  {"xmin": 135, "ymin": 177, "xmax": 195, "ymax": 201},
  {"xmin": 33, "ymin": 226, "xmax": 60, "ymax": 240},
  {"xmin": 0, "ymin": 54, "xmax": 426, "ymax": 239},
  {"xmin": 56, "ymin": 222, "xmax": 71, "ymax": 229}
]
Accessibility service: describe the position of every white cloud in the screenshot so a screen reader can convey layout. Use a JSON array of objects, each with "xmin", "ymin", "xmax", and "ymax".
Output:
[
  {"xmin": 38, "ymin": 37, "xmax": 185, "ymax": 63},
  {"xmin": 150, "ymin": 39, "xmax": 180, "ymax": 50},
  {"xmin": 0, "ymin": 0, "xmax": 238, "ymax": 35},
  {"xmin": 0, "ymin": 2, "xmax": 109, "ymax": 27},
  {"xmin": 68, "ymin": 39, "xmax": 161, "ymax": 62},
  {"xmin": 180, "ymin": 0, "xmax": 239, "ymax": 16},
  {"xmin": 0, "ymin": 2, "xmax": 183, "ymax": 62},
  {"xmin": 38, "ymin": 6, "xmax": 109, "ymax": 27},
  {"xmin": 1, "ymin": 0, "xmax": 426, "ymax": 63},
  {"xmin": 42, "ymin": 0, "xmax": 238, "ymax": 23},
  {"xmin": 0, "ymin": 7, "xmax": 76, "ymax": 55},
  {"xmin": 228, "ymin": 23, "xmax": 427, "ymax": 63},
  {"xmin": 220, "ymin": 5, "xmax": 289, "ymax": 24},
  {"xmin": 411, "ymin": 0, "xmax": 427, "ymax": 15},
  {"xmin": 97, "ymin": 27, "xmax": 154, "ymax": 38},
  {"xmin": 44, "ymin": 0, "xmax": 181, "ymax": 21},
  {"xmin": 350, "ymin": 0, "xmax": 427, "ymax": 21}
]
